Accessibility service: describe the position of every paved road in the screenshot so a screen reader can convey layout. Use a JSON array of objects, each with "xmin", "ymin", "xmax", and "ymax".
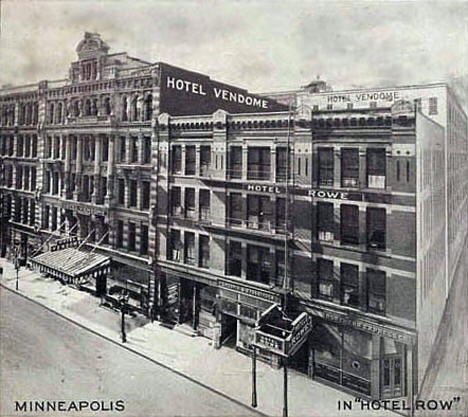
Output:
[{"xmin": 0, "ymin": 288, "xmax": 258, "ymax": 417}]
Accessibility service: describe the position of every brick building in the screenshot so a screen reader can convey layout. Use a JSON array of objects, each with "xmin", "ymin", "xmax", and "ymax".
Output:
[{"xmin": 1, "ymin": 33, "xmax": 467, "ymax": 405}]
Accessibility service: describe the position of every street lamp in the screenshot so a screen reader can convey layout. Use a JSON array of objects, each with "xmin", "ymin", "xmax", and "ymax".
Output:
[{"xmin": 119, "ymin": 290, "xmax": 129, "ymax": 343}]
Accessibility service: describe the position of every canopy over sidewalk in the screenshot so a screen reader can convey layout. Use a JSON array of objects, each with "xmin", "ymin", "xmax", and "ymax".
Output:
[{"xmin": 30, "ymin": 247, "xmax": 110, "ymax": 287}]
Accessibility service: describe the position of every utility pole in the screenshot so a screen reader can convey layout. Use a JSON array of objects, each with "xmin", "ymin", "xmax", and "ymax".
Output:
[
  {"xmin": 251, "ymin": 346, "xmax": 257, "ymax": 408},
  {"xmin": 119, "ymin": 290, "xmax": 129, "ymax": 343}
]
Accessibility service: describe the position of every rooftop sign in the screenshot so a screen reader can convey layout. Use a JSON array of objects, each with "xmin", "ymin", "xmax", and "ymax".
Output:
[{"xmin": 159, "ymin": 63, "xmax": 288, "ymax": 116}]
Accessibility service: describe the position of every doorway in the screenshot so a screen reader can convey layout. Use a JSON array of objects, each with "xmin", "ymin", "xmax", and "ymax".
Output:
[{"xmin": 381, "ymin": 355, "xmax": 404, "ymax": 398}]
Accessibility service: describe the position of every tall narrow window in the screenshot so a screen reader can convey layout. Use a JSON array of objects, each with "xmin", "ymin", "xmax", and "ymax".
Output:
[
  {"xmin": 276, "ymin": 147, "xmax": 287, "ymax": 182},
  {"xmin": 171, "ymin": 145, "xmax": 182, "ymax": 174},
  {"xmin": 170, "ymin": 229, "xmax": 182, "ymax": 262},
  {"xmin": 102, "ymin": 136, "xmax": 109, "ymax": 162},
  {"xmin": 140, "ymin": 225, "xmax": 149, "ymax": 255},
  {"xmin": 341, "ymin": 263, "xmax": 359, "ymax": 307},
  {"xmin": 131, "ymin": 137, "xmax": 138, "ymax": 163},
  {"xmin": 128, "ymin": 222, "xmax": 136, "ymax": 251},
  {"xmin": 143, "ymin": 137, "xmax": 151, "ymax": 164},
  {"xmin": 248, "ymin": 147, "xmax": 270, "ymax": 180},
  {"xmin": 171, "ymin": 187, "xmax": 181, "ymax": 216},
  {"xmin": 185, "ymin": 145, "xmax": 196, "ymax": 175},
  {"xmin": 199, "ymin": 190, "xmax": 210, "ymax": 221},
  {"xmin": 341, "ymin": 204, "xmax": 359, "ymax": 245},
  {"xmin": 119, "ymin": 136, "xmax": 126, "ymax": 162},
  {"xmin": 200, "ymin": 145, "xmax": 211, "ymax": 176},
  {"xmin": 367, "ymin": 269, "xmax": 386, "ymax": 314},
  {"xmin": 406, "ymin": 161, "xmax": 410, "ymax": 182},
  {"xmin": 184, "ymin": 232, "xmax": 195, "ymax": 265},
  {"xmin": 199, "ymin": 235, "xmax": 210, "ymax": 268},
  {"xmin": 118, "ymin": 179, "xmax": 125, "ymax": 205},
  {"xmin": 317, "ymin": 258, "xmax": 335, "ymax": 300},
  {"xmin": 247, "ymin": 245, "xmax": 270, "ymax": 284},
  {"xmin": 317, "ymin": 202, "xmax": 334, "ymax": 241},
  {"xmin": 396, "ymin": 160, "xmax": 400, "ymax": 182},
  {"xmin": 341, "ymin": 148, "xmax": 359, "ymax": 187},
  {"xmin": 367, "ymin": 207, "xmax": 386, "ymax": 249},
  {"xmin": 229, "ymin": 146, "xmax": 242, "ymax": 179},
  {"xmin": 141, "ymin": 181, "xmax": 150, "ymax": 209},
  {"xmin": 185, "ymin": 188, "xmax": 196, "ymax": 219},
  {"xmin": 228, "ymin": 241, "xmax": 242, "ymax": 277},
  {"xmin": 129, "ymin": 180, "xmax": 137, "ymax": 207},
  {"xmin": 367, "ymin": 148, "xmax": 386, "ymax": 189},
  {"xmin": 318, "ymin": 147, "xmax": 334, "ymax": 186},
  {"xmin": 116, "ymin": 220, "xmax": 124, "ymax": 248},
  {"xmin": 229, "ymin": 193, "xmax": 243, "ymax": 226},
  {"xmin": 276, "ymin": 198, "xmax": 286, "ymax": 232}
]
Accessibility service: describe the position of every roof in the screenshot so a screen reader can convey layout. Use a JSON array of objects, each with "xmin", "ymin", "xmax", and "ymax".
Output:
[{"xmin": 32, "ymin": 248, "xmax": 110, "ymax": 278}]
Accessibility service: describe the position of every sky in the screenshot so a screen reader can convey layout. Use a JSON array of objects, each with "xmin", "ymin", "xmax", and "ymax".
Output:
[{"xmin": 0, "ymin": 0, "xmax": 467, "ymax": 101}]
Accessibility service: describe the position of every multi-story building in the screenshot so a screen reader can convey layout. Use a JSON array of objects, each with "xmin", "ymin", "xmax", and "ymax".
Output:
[{"xmin": 1, "ymin": 33, "xmax": 467, "ymax": 407}]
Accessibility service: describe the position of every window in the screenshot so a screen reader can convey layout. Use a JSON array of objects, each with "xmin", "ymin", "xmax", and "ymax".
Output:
[
  {"xmin": 171, "ymin": 145, "xmax": 182, "ymax": 174},
  {"xmin": 341, "ymin": 263, "xmax": 359, "ymax": 307},
  {"xmin": 118, "ymin": 179, "xmax": 125, "ymax": 205},
  {"xmin": 200, "ymin": 145, "xmax": 211, "ymax": 176},
  {"xmin": 317, "ymin": 258, "xmax": 335, "ymax": 300},
  {"xmin": 229, "ymin": 146, "xmax": 242, "ymax": 179},
  {"xmin": 119, "ymin": 137, "xmax": 126, "ymax": 162},
  {"xmin": 428, "ymin": 97, "xmax": 438, "ymax": 115},
  {"xmin": 141, "ymin": 181, "xmax": 150, "ymax": 209},
  {"xmin": 367, "ymin": 207, "xmax": 386, "ymax": 249},
  {"xmin": 396, "ymin": 160, "xmax": 400, "ymax": 182},
  {"xmin": 229, "ymin": 193, "xmax": 243, "ymax": 226},
  {"xmin": 185, "ymin": 145, "xmax": 196, "ymax": 175},
  {"xmin": 247, "ymin": 245, "xmax": 270, "ymax": 284},
  {"xmin": 248, "ymin": 195, "xmax": 271, "ymax": 230},
  {"xmin": 143, "ymin": 137, "xmax": 151, "ymax": 164},
  {"xmin": 129, "ymin": 180, "xmax": 137, "ymax": 207},
  {"xmin": 140, "ymin": 225, "xmax": 148, "ymax": 255},
  {"xmin": 367, "ymin": 269, "xmax": 386, "ymax": 314},
  {"xmin": 248, "ymin": 147, "xmax": 271, "ymax": 180},
  {"xmin": 169, "ymin": 229, "xmax": 182, "ymax": 262},
  {"xmin": 275, "ymin": 147, "xmax": 287, "ymax": 181},
  {"xmin": 171, "ymin": 187, "xmax": 182, "ymax": 216},
  {"xmin": 184, "ymin": 232, "xmax": 195, "ymax": 265},
  {"xmin": 199, "ymin": 235, "xmax": 210, "ymax": 268},
  {"xmin": 100, "ymin": 177, "xmax": 107, "ymax": 202},
  {"xmin": 318, "ymin": 148, "xmax": 334, "ymax": 186},
  {"xmin": 102, "ymin": 136, "xmax": 109, "ymax": 162},
  {"xmin": 276, "ymin": 198, "xmax": 286, "ymax": 232},
  {"xmin": 228, "ymin": 241, "xmax": 242, "ymax": 277},
  {"xmin": 341, "ymin": 205, "xmax": 359, "ymax": 245},
  {"xmin": 341, "ymin": 148, "xmax": 359, "ymax": 187},
  {"xmin": 185, "ymin": 188, "xmax": 196, "ymax": 219},
  {"xmin": 367, "ymin": 148, "xmax": 386, "ymax": 189},
  {"xmin": 131, "ymin": 137, "xmax": 138, "ymax": 163},
  {"xmin": 128, "ymin": 222, "xmax": 136, "ymax": 251},
  {"xmin": 317, "ymin": 202, "xmax": 334, "ymax": 241},
  {"xmin": 199, "ymin": 190, "xmax": 210, "ymax": 221},
  {"xmin": 406, "ymin": 161, "xmax": 410, "ymax": 182},
  {"xmin": 116, "ymin": 220, "xmax": 124, "ymax": 248},
  {"xmin": 31, "ymin": 168, "xmax": 36, "ymax": 190}
]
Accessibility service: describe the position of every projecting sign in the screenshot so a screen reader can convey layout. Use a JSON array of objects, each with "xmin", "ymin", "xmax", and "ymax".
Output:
[{"xmin": 159, "ymin": 63, "xmax": 288, "ymax": 116}]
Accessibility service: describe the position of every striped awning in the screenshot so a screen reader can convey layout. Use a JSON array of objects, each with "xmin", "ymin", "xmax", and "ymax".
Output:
[{"xmin": 31, "ymin": 247, "xmax": 110, "ymax": 278}]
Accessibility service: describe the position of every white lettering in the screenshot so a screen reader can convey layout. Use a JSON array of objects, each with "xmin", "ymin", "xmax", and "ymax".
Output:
[
  {"xmin": 214, "ymin": 88, "xmax": 222, "ymax": 99},
  {"xmin": 175, "ymin": 79, "xmax": 184, "ymax": 90},
  {"xmin": 167, "ymin": 76, "xmax": 176, "ymax": 88}
]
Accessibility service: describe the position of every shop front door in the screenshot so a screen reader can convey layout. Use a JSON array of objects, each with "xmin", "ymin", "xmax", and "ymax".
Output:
[{"xmin": 381, "ymin": 355, "xmax": 404, "ymax": 398}]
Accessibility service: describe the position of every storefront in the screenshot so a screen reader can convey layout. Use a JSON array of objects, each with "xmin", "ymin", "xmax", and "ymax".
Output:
[{"xmin": 307, "ymin": 307, "xmax": 416, "ymax": 400}]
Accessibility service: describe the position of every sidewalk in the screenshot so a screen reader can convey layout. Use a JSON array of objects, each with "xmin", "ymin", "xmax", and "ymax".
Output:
[{"xmin": 0, "ymin": 258, "xmax": 396, "ymax": 417}]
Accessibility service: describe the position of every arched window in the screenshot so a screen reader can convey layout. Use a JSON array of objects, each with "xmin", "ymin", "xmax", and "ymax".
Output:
[{"xmin": 57, "ymin": 103, "xmax": 63, "ymax": 124}]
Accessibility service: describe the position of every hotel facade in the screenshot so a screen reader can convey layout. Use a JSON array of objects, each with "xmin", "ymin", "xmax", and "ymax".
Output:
[{"xmin": 1, "ymin": 33, "xmax": 467, "ymax": 405}]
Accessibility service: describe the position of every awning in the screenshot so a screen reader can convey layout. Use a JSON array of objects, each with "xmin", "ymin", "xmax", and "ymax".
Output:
[{"xmin": 31, "ymin": 247, "xmax": 110, "ymax": 283}]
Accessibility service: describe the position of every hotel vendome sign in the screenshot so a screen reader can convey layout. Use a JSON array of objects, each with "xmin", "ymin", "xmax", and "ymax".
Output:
[{"xmin": 159, "ymin": 63, "xmax": 288, "ymax": 116}]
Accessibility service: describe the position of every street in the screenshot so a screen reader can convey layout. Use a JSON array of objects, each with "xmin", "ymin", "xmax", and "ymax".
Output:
[{"xmin": 0, "ymin": 288, "xmax": 259, "ymax": 417}]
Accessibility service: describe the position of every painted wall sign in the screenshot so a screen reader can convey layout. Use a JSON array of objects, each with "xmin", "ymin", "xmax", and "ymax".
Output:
[
  {"xmin": 159, "ymin": 63, "xmax": 288, "ymax": 116},
  {"xmin": 326, "ymin": 91, "xmax": 401, "ymax": 104},
  {"xmin": 62, "ymin": 201, "xmax": 106, "ymax": 216},
  {"xmin": 218, "ymin": 280, "xmax": 281, "ymax": 303}
]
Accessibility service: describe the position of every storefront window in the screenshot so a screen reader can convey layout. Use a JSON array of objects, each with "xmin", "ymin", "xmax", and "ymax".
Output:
[{"xmin": 312, "ymin": 322, "xmax": 371, "ymax": 396}]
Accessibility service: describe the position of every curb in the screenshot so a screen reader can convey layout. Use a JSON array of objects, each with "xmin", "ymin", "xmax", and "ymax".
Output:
[{"xmin": 1, "ymin": 282, "xmax": 268, "ymax": 417}]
